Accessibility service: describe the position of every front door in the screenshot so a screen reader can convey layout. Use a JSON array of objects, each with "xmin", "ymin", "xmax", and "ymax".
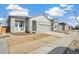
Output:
[
  {"xmin": 32, "ymin": 21, "xmax": 37, "ymax": 32},
  {"xmin": 15, "ymin": 20, "xmax": 25, "ymax": 32}
]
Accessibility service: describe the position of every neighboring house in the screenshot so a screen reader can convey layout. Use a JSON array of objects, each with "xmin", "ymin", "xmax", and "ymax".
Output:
[
  {"xmin": 29, "ymin": 14, "xmax": 51, "ymax": 33},
  {"xmin": 59, "ymin": 22, "xmax": 70, "ymax": 31},
  {"xmin": 8, "ymin": 14, "xmax": 51, "ymax": 33},
  {"xmin": 51, "ymin": 18, "xmax": 59, "ymax": 31},
  {"xmin": 69, "ymin": 25, "xmax": 73, "ymax": 30}
]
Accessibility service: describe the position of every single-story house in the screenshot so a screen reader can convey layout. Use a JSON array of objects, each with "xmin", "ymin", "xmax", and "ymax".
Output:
[
  {"xmin": 68, "ymin": 25, "xmax": 72, "ymax": 30},
  {"xmin": 8, "ymin": 14, "xmax": 51, "ymax": 33},
  {"xmin": 28, "ymin": 14, "xmax": 51, "ymax": 33},
  {"xmin": 59, "ymin": 22, "xmax": 70, "ymax": 31},
  {"xmin": 8, "ymin": 16, "xmax": 29, "ymax": 33},
  {"xmin": 51, "ymin": 18, "xmax": 59, "ymax": 31}
]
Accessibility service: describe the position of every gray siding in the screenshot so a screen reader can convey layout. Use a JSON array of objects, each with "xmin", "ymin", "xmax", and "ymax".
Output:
[{"xmin": 29, "ymin": 15, "xmax": 51, "ymax": 33}]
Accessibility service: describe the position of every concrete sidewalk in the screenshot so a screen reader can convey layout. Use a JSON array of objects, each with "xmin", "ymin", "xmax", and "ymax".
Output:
[{"xmin": 0, "ymin": 37, "xmax": 8, "ymax": 54}]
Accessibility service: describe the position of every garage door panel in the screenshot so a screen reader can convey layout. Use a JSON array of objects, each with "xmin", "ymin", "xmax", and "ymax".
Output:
[{"xmin": 38, "ymin": 25, "xmax": 50, "ymax": 32}]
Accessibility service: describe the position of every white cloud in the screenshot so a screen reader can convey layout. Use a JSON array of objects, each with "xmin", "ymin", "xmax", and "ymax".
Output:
[
  {"xmin": 70, "ymin": 16, "xmax": 79, "ymax": 23},
  {"xmin": 69, "ymin": 16, "xmax": 75, "ymax": 19},
  {"xmin": 7, "ymin": 4, "xmax": 29, "ymax": 11},
  {"xmin": 68, "ymin": 22, "xmax": 78, "ymax": 27},
  {"xmin": 69, "ymin": 16, "xmax": 79, "ymax": 20},
  {"xmin": 0, "ymin": 18, "xmax": 4, "ymax": 21},
  {"xmin": 6, "ymin": 4, "xmax": 29, "ymax": 16},
  {"xmin": 0, "ymin": 18, "xmax": 7, "ymax": 26},
  {"xmin": 60, "ymin": 4, "xmax": 74, "ymax": 11},
  {"xmin": 69, "ymin": 16, "xmax": 79, "ymax": 25},
  {"xmin": 64, "ymin": 5, "xmax": 74, "ymax": 10},
  {"xmin": 45, "ymin": 7, "xmax": 66, "ymax": 16},
  {"xmin": 47, "ymin": 16, "xmax": 52, "ymax": 19},
  {"xmin": 60, "ymin": 4, "xmax": 68, "ymax": 7},
  {"xmin": 0, "ymin": 18, "xmax": 3, "ymax": 25},
  {"xmin": 45, "ymin": 4, "xmax": 74, "ymax": 17}
]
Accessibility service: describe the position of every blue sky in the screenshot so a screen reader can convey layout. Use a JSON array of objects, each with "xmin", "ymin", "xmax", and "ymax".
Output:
[
  {"xmin": 0, "ymin": 4, "xmax": 59, "ymax": 17},
  {"xmin": 0, "ymin": 4, "xmax": 79, "ymax": 26}
]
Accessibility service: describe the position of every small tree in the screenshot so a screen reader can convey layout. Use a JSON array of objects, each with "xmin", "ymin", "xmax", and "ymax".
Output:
[{"xmin": 73, "ymin": 10, "xmax": 79, "ymax": 25}]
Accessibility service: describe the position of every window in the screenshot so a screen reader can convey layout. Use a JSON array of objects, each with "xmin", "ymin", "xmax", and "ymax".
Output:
[
  {"xmin": 15, "ymin": 20, "xmax": 19, "ymax": 27},
  {"xmin": 15, "ymin": 20, "xmax": 24, "ymax": 27},
  {"xmin": 19, "ymin": 21, "xmax": 22, "ymax": 27},
  {"xmin": 19, "ymin": 21, "xmax": 24, "ymax": 27}
]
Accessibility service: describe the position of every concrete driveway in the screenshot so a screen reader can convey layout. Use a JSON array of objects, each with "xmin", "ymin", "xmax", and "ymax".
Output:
[
  {"xmin": 0, "ymin": 31, "xmax": 78, "ymax": 54},
  {"xmin": 43, "ymin": 31, "xmax": 67, "ymax": 38}
]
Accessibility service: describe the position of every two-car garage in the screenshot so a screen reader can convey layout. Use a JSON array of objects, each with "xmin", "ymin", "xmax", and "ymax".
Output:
[
  {"xmin": 29, "ymin": 14, "xmax": 51, "ymax": 33},
  {"xmin": 38, "ymin": 24, "xmax": 51, "ymax": 32}
]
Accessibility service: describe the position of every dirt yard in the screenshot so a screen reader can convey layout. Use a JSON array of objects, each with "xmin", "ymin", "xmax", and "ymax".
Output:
[
  {"xmin": 8, "ymin": 33, "xmax": 51, "ymax": 47},
  {"xmin": 7, "ymin": 33, "xmax": 59, "ymax": 53},
  {"xmin": 69, "ymin": 40, "xmax": 79, "ymax": 48},
  {"xmin": 69, "ymin": 32, "xmax": 79, "ymax": 48}
]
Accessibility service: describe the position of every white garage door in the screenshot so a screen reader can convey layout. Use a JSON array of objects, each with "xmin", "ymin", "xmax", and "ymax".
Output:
[{"xmin": 38, "ymin": 25, "xmax": 50, "ymax": 32}]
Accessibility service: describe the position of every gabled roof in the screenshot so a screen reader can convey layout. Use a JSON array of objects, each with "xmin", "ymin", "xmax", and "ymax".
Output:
[
  {"xmin": 50, "ymin": 17, "xmax": 59, "ymax": 23},
  {"xmin": 30, "ymin": 14, "xmax": 52, "ymax": 23},
  {"xmin": 59, "ymin": 22, "xmax": 66, "ymax": 26},
  {"xmin": 8, "ymin": 14, "xmax": 60, "ymax": 24},
  {"xmin": 8, "ymin": 16, "xmax": 29, "ymax": 19},
  {"xmin": 30, "ymin": 14, "xmax": 59, "ymax": 23}
]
